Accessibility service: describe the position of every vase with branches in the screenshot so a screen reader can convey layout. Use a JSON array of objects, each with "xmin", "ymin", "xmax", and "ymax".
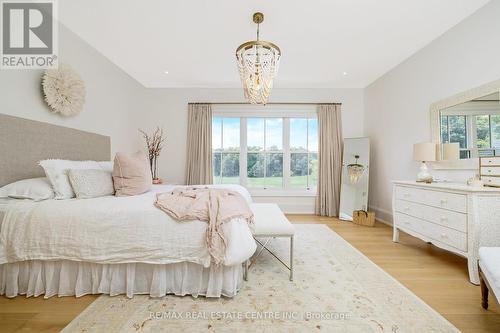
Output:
[{"xmin": 139, "ymin": 127, "xmax": 165, "ymax": 183}]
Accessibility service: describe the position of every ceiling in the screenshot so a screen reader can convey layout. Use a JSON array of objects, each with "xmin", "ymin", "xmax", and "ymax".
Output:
[{"xmin": 59, "ymin": 0, "xmax": 490, "ymax": 89}]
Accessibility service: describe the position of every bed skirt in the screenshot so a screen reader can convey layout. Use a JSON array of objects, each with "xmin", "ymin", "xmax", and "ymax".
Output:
[{"xmin": 0, "ymin": 260, "xmax": 242, "ymax": 299}]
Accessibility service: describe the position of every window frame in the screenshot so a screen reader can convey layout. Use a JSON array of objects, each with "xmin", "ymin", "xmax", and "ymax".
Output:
[{"xmin": 212, "ymin": 105, "xmax": 318, "ymax": 196}]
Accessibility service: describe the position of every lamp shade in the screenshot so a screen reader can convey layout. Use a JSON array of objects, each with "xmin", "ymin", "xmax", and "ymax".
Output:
[
  {"xmin": 441, "ymin": 143, "xmax": 460, "ymax": 161},
  {"xmin": 413, "ymin": 142, "xmax": 437, "ymax": 162}
]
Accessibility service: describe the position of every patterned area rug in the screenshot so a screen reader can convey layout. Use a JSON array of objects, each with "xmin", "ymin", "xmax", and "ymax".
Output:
[{"xmin": 62, "ymin": 225, "xmax": 459, "ymax": 333}]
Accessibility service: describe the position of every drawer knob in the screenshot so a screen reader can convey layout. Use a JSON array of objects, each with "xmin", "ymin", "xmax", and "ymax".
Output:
[
  {"xmin": 440, "ymin": 233, "xmax": 448, "ymax": 239},
  {"xmin": 440, "ymin": 216, "xmax": 448, "ymax": 221},
  {"xmin": 404, "ymin": 193, "xmax": 410, "ymax": 198},
  {"xmin": 440, "ymin": 199, "xmax": 447, "ymax": 205},
  {"xmin": 404, "ymin": 207, "xmax": 410, "ymax": 212}
]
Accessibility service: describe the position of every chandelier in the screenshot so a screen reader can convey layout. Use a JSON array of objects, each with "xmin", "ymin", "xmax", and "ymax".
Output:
[
  {"xmin": 236, "ymin": 12, "xmax": 281, "ymax": 105},
  {"xmin": 347, "ymin": 155, "xmax": 365, "ymax": 184}
]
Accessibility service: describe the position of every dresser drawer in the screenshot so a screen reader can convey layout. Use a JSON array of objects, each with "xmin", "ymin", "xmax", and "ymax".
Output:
[
  {"xmin": 480, "ymin": 157, "xmax": 500, "ymax": 166},
  {"xmin": 394, "ymin": 199, "xmax": 467, "ymax": 232},
  {"xmin": 481, "ymin": 176, "xmax": 500, "ymax": 187},
  {"xmin": 395, "ymin": 186, "xmax": 467, "ymax": 213},
  {"xmin": 480, "ymin": 166, "xmax": 500, "ymax": 176},
  {"xmin": 395, "ymin": 213, "xmax": 467, "ymax": 252}
]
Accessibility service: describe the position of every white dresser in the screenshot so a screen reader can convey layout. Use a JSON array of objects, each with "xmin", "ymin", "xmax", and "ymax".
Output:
[{"xmin": 392, "ymin": 181, "xmax": 500, "ymax": 284}]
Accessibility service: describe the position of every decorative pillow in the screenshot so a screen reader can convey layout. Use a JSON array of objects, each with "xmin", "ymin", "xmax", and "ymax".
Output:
[
  {"xmin": 97, "ymin": 161, "xmax": 114, "ymax": 172},
  {"xmin": 112, "ymin": 152, "xmax": 152, "ymax": 197},
  {"xmin": 39, "ymin": 159, "xmax": 111, "ymax": 199},
  {"xmin": 68, "ymin": 169, "xmax": 114, "ymax": 199},
  {"xmin": 0, "ymin": 177, "xmax": 54, "ymax": 201}
]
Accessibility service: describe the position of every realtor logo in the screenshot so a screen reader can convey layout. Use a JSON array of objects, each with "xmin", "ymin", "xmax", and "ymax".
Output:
[{"xmin": 1, "ymin": 0, "xmax": 58, "ymax": 69}]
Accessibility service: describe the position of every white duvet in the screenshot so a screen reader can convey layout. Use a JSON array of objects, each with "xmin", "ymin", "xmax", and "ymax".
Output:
[{"xmin": 0, "ymin": 185, "xmax": 256, "ymax": 267}]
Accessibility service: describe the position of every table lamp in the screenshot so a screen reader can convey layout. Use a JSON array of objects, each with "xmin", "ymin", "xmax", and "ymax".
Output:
[
  {"xmin": 441, "ymin": 142, "xmax": 460, "ymax": 161},
  {"xmin": 413, "ymin": 142, "xmax": 437, "ymax": 183}
]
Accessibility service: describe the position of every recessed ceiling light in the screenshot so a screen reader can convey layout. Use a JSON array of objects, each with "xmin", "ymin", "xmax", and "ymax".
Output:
[
  {"xmin": 343, "ymin": 72, "xmax": 348, "ymax": 76},
  {"xmin": 164, "ymin": 71, "xmax": 169, "ymax": 74}
]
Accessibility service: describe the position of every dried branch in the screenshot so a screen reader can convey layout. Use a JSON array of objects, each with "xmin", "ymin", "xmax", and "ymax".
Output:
[{"xmin": 139, "ymin": 127, "xmax": 166, "ymax": 159}]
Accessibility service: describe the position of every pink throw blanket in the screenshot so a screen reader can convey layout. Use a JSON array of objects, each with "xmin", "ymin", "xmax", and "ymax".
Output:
[{"xmin": 155, "ymin": 187, "xmax": 254, "ymax": 265}]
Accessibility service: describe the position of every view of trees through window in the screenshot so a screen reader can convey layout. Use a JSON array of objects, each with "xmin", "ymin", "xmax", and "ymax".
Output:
[
  {"xmin": 440, "ymin": 115, "xmax": 468, "ymax": 158},
  {"xmin": 290, "ymin": 118, "xmax": 318, "ymax": 188},
  {"xmin": 440, "ymin": 114, "xmax": 500, "ymax": 158},
  {"xmin": 212, "ymin": 118, "xmax": 240, "ymax": 184},
  {"xmin": 212, "ymin": 116, "xmax": 318, "ymax": 189},
  {"xmin": 247, "ymin": 118, "xmax": 283, "ymax": 187}
]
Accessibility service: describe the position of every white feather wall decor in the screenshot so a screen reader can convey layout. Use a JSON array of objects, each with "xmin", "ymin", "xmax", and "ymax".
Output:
[{"xmin": 42, "ymin": 64, "xmax": 86, "ymax": 117}]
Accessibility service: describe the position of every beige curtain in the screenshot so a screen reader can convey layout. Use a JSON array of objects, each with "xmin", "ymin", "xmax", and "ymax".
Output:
[
  {"xmin": 315, "ymin": 104, "xmax": 343, "ymax": 217},
  {"xmin": 185, "ymin": 104, "xmax": 213, "ymax": 185}
]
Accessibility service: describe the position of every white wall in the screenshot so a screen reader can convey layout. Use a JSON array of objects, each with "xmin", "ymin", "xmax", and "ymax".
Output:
[
  {"xmin": 364, "ymin": 1, "xmax": 500, "ymax": 223},
  {"xmin": 0, "ymin": 23, "xmax": 147, "ymax": 156}
]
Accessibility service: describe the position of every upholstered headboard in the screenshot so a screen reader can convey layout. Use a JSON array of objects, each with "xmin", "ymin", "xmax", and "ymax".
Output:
[{"xmin": 0, "ymin": 114, "xmax": 111, "ymax": 186}]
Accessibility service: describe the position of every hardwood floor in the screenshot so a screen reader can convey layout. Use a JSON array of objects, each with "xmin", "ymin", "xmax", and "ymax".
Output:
[
  {"xmin": 1, "ymin": 216, "xmax": 499, "ymax": 332},
  {"xmin": 289, "ymin": 216, "xmax": 500, "ymax": 333}
]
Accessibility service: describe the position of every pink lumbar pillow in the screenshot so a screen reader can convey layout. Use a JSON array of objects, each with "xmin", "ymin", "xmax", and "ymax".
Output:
[{"xmin": 112, "ymin": 152, "xmax": 152, "ymax": 196}]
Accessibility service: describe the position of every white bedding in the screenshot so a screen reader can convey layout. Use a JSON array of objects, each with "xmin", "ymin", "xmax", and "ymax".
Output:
[
  {"xmin": 0, "ymin": 184, "xmax": 256, "ymax": 267},
  {"xmin": 0, "ymin": 198, "xmax": 14, "ymax": 225},
  {"xmin": 0, "ymin": 260, "xmax": 242, "ymax": 298}
]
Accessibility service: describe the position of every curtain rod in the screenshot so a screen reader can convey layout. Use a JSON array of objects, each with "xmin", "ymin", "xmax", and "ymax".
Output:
[{"xmin": 188, "ymin": 102, "xmax": 341, "ymax": 106}]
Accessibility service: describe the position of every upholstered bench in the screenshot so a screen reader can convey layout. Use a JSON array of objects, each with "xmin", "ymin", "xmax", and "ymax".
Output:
[
  {"xmin": 479, "ymin": 247, "xmax": 500, "ymax": 310},
  {"xmin": 244, "ymin": 203, "xmax": 295, "ymax": 281}
]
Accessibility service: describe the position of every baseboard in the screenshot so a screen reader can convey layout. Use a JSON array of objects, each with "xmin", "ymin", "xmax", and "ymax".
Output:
[
  {"xmin": 250, "ymin": 200, "xmax": 392, "ymax": 217},
  {"xmin": 278, "ymin": 203, "xmax": 315, "ymax": 214},
  {"xmin": 252, "ymin": 197, "xmax": 316, "ymax": 214},
  {"xmin": 369, "ymin": 205, "xmax": 393, "ymax": 225}
]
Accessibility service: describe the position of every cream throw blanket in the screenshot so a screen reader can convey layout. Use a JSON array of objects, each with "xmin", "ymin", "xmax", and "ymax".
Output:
[{"xmin": 155, "ymin": 187, "xmax": 254, "ymax": 265}]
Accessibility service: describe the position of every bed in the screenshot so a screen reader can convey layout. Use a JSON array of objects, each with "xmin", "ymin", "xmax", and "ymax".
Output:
[{"xmin": 0, "ymin": 114, "xmax": 256, "ymax": 298}]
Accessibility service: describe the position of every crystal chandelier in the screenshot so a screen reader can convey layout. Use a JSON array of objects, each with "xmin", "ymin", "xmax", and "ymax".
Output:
[
  {"xmin": 347, "ymin": 155, "xmax": 365, "ymax": 184},
  {"xmin": 236, "ymin": 12, "xmax": 281, "ymax": 105}
]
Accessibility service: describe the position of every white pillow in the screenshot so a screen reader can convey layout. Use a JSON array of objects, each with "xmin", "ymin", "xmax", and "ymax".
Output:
[
  {"xmin": 68, "ymin": 169, "xmax": 114, "ymax": 199},
  {"xmin": 39, "ymin": 159, "xmax": 110, "ymax": 199},
  {"xmin": 98, "ymin": 161, "xmax": 113, "ymax": 172},
  {"xmin": 0, "ymin": 178, "xmax": 54, "ymax": 201}
]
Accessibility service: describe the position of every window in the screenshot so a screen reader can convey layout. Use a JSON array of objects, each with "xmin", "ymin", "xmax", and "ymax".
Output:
[
  {"xmin": 212, "ymin": 118, "xmax": 240, "ymax": 184},
  {"xmin": 440, "ymin": 115, "xmax": 469, "ymax": 158},
  {"xmin": 441, "ymin": 114, "xmax": 500, "ymax": 158},
  {"xmin": 247, "ymin": 118, "xmax": 284, "ymax": 188},
  {"xmin": 212, "ymin": 115, "xmax": 318, "ymax": 191},
  {"xmin": 290, "ymin": 118, "xmax": 318, "ymax": 189}
]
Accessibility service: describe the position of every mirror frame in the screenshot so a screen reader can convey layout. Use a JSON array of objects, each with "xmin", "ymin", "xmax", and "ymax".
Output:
[
  {"xmin": 430, "ymin": 79, "xmax": 500, "ymax": 170},
  {"xmin": 339, "ymin": 136, "xmax": 370, "ymax": 221}
]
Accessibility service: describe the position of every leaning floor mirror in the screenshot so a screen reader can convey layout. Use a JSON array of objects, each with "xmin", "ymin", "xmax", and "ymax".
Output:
[{"xmin": 339, "ymin": 137, "xmax": 370, "ymax": 221}]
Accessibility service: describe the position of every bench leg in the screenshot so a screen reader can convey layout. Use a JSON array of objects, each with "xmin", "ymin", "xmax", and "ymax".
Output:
[
  {"xmin": 480, "ymin": 272, "xmax": 489, "ymax": 310},
  {"xmin": 290, "ymin": 235, "xmax": 294, "ymax": 281},
  {"xmin": 243, "ymin": 260, "xmax": 249, "ymax": 281},
  {"xmin": 254, "ymin": 236, "xmax": 294, "ymax": 281}
]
